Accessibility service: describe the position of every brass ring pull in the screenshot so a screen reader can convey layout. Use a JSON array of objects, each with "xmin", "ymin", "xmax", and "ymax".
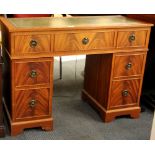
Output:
[
  {"xmin": 82, "ymin": 37, "xmax": 89, "ymax": 45},
  {"xmin": 30, "ymin": 40, "xmax": 38, "ymax": 48},
  {"xmin": 29, "ymin": 99, "xmax": 36, "ymax": 108},
  {"xmin": 129, "ymin": 33, "xmax": 135, "ymax": 42},
  {"xmin": 122, "ymin": 90, "xmax": 129, "ymax": 97},
  {"xmin": 126, "ymin": 62, "xmax": 132, "ymax": 70},
  {"xmin": 30, "ymin": 70, "xmax": 37, "ymax": 78}
]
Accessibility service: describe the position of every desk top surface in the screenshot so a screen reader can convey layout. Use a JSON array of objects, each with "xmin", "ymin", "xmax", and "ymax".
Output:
[{"xmin": 1, "ymin": 15, "xmax": 153, "ymax": 32}]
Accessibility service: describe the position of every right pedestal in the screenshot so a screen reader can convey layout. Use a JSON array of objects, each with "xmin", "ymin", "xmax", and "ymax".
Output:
[{"xmin": 82, "ymin": 53, "xmax": 147, "ymax": 122}]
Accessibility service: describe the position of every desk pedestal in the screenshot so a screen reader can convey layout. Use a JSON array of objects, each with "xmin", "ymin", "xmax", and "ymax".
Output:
[{"xmin": 82, "ymin": 53, "xmax": 145, "ymax": 122}]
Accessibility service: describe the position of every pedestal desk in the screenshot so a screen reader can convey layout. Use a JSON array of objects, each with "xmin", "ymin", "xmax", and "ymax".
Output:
[{"xmin": 0, "ymin": 16, "xmax": 153, "ymax": 136}]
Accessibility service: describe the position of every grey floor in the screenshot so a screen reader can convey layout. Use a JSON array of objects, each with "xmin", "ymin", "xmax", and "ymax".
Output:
[{"xmin": 0, "ymin": 56, "xmax": 154, "ymax": 140}]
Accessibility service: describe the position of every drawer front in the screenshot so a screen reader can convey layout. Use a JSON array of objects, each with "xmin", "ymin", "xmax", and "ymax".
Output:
[
  {"xmin": 54, "ymin": 31, "xmax": 115, "ymax": 52},
  {"xmin": 109, "ymin": 79, "xmax": 141, "ymax": 109},
  {"xmin": 14, "ymin": 34, "xmax": 51, "ymax": 54},
  {"xmin": 113, "ymin": 54, "xmax": 145, "ymax": 78},
  {"xmin": 15, "ymin": 88, "xmax": 50, "ymax": 120},
  {"xmin": 14, "ymin": 60, "xmax": 51, "ymax": 87},
  {"xmin": 117, "ymin": 30, "xmax": 147, "ymax": 48}
]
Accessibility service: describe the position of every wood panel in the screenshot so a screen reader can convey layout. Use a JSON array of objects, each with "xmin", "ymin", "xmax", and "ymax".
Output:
[
  {"xmin": 113, "ymin": 53, "xmax": 145, "ymax": 78},
  {"xmin": 14, "ymin": 34, "xmax": 51, "ymax": 54},
  {"xmin": 14, "ymin": 60, "xmax": 51, "ymax": 87},
  {"xmin": 96, "ymin": 54, "xmax": 113, "ymax": 109},
  {"xmin": 84, "ymin": 55, "xmax": 100, "ymax": 99},
  {"xmin": 109, "ymin": 79, "xmax": 141, "ymax": 109},
  {"xmin": 54, "ymin": 31, "xmax": 115, "ymax": 52},
  {"xmin": 14, "ymin": 88, "xmax": 50, "ymax": 120},
  {"xmin": 117, "ymin": 29, "xmax": 148, "ymax": 48}
]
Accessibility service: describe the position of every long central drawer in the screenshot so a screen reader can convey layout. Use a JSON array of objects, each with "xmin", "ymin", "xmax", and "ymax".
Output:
[{"xmin": 54, "ymin": 31, "xmax": 115, "ymax": 52}]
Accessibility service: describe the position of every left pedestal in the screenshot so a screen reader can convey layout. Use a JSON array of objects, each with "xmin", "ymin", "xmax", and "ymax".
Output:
[{"xmin": 2, "ymin": 50, "xmax": 54, "ymax": 136}]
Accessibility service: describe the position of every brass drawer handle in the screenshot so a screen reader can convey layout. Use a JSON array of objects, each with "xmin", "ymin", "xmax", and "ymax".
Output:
[
  {"xmin": 30, "ymin": 70, "xmax": 37, "ymax": 78},
  {"xmin": 122, "ymin": 90, "xmax": 129, "ymax": 97},
  {"xmin": 82, "ymin": 37, "xmax": 89, "ymax": 45},
  {"xmin": 30, "ymin": 40, "xmax": 38, "ymax": 48},
  {"xmin": 129, "ymin": 33, "xmax": 135, "ymax": 42},
  {"xmin": 126, "ymin": 62, "xmax": 132, "ymax": 70},
  {"xmin": 29, "ymin": 99, "xmax": 36, "ymax": 108}
]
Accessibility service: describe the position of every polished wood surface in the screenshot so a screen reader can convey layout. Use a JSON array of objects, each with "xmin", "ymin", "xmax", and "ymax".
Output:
[
  {"xmin": 110, "ymin": 79, "xmax": 141, "ymax": 109},
  {"xmin": 14, "ymin": 60, "xmax": 51, "ymax": 87},
  {"xmin": 113, "ymin": 53, "xmax": 145, "ymax": 78},
  {"xmin": 15, "ymin": 88, "xmax": 50, "ymax": 120},
  {"xmin": 117, "ymin": 29, "xmax": 148, "ymax": 48},
  {"xmin": 54, "ymin": 31, "xmax": 115, "ymax": 52},
  {"xmin": 14, "ymin": 34, "xmax": 51, "ymax": 54},
  {"xmin": 0, "ymin": 16, "xmax": 152, "ymax": 136}
]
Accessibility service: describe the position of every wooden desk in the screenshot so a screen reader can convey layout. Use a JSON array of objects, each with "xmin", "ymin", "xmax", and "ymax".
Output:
[{"xmin": 0, "ymin": 16, "xmax": 153, "ymax": 136}]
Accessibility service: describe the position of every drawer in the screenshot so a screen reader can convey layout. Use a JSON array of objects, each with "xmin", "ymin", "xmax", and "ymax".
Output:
[
  {"xmin": 113, "ymin": 54, "xmax": 145, "ymax": 78},
  {"xmin": 14, "ymin": 34, "xmax": 51, "ymax": 54},
  {"xmin": 15, "ymin": 88, "xmax": 50, "ymax": 120},
  {"xmin": 117, "ymin": 30, "xmax": 148, "ymax": 48},
  {"xmin": 14, "ymin": 60, "xmax": 52, "ymax": 87},
  {"xmin": 54, "ymin": 31, "xmax": 115, "ymax": 52},
  {"xmin": 109, "ymin": 79, "xmax": 141, "ymax": 109}
]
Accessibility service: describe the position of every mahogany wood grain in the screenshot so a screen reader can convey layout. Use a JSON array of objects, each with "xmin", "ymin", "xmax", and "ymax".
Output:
[
  {"xmin": 96, "ymin": 54, "xmax": 113, "ymax": 109},
  {"xmin": 14, "ymin": 34, "xmax": 51, "ymax": 54},
  {"xmin": 109, "ymin": 79, "xmax": 141, "ymax": 109},
  {"xmin": 83, "ymin": 51, "xmax": 148, "ymax": 122},
  {"xmin": 117, "ymin": 29, "xmax": 148, "ymax": 48},
  {"xmin": 113, "ymin": 53, "xmax": 145, "ymax": 78},
  {"xmin": 10, "ymin": 118, "xmax": 53, "ymax": 136},
  {"xmin": 54, "ymin": 31, "xmax": 115, "ymax": 52},
  {"xmin": 82, "ymin": 90, "xmax": 141, "ymax": 122},
  {"xmin": 15, "ymin": 88, "xmax": 50, "ymax": 120},
  {"xmin": 14, "ymin": 60, "xmax": 51, "ymax": 87},
  {"xmin": 84, "ymin": 55, "xmax": 100, "ymax": 99},
  {"xmin": 0, "ymin": 16, "xmax": 152, "ymax": 135},
  {"xmin": 1, "ymin": 20, "xmax": 151, "ymax": 59}
]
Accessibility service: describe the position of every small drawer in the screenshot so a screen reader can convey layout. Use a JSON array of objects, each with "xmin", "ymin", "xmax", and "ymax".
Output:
[
  {"xmin": 109, "ymin": 79, "xmax": 141, "ymax": 109},
  {"xmin": 14, "ymin": 34, "xmax": 51, "ymax": 54},
  {"xmin": 14, "ymin": 60, "xmax": 52, "ymax": 87},
  {"xmin": 15, "ymin": 88, "xmax": 50, "ymax": 120},
  {"xmin": 113, "ymin": 54, "xmax": 145, "ymax": 78},
  {"xmin": 54, "ymin": 31, "xmax": 115, "ymax": 52},
  {"xmin": 117, "ymin": 30, "xmax": 148, "ymax": 48}
]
